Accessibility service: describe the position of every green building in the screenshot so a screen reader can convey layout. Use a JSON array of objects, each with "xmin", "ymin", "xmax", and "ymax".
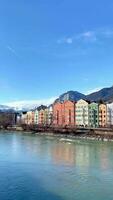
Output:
[{"xmin": 89, "ymin": 102, "xmax": 99, "ymax": 128}]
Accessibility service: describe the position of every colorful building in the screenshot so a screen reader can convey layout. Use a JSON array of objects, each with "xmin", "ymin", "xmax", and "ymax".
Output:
[
  {"xmin": 75, "ymin": 99, "xmax": 89, "ymax": 127},
  {"xmin": 53, "ymin": 102, "xmax": 63, "ymax": 126},
  {"xmin": 38, "ymin": 105, "xmax": 48, "ymax": 125},
  {"xmin": 99, "ymin": 103, "xmax": 107, "ymax": 127},
  {"xmin": 107, "ymin": 103, "xmax": 113, "ymax": 127},
  {"xmin": 34, "ymin": 109, "xmax": 39, "ymax": 124},
  {"xmin": 53, "ymin": 100, "xmax": 75, "ymax": 126},
  {"xmin": 20, "ymin": 105, "xmax": 53, "ymax": 126},
  {"xmin": 89, "ymin": 102, "xmax": 99, "ymax": 128},
  {"xmin": 26, "ymin": 111, "xmax": 35, "ymax": 125},
  {"xmin": 47, "ymin": 105, "xmax": 53, "ymax": 125},
  {"xmin": 63, "ymin": 100, "xmax": 75, "ymax": 126},
  {"xmin": 44, "ymin": 108, "xmax": 49, "ymax": 125},
  {"xmin": 17, "ymin": 99, "xmax": 113, "ymax": 129}
]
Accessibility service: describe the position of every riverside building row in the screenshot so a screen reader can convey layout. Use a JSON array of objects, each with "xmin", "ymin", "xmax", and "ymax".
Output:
[
  {"xmin": 18, "ymin": 100, "xmax": 113, "ymax": 128},
  {"xmin": 18, "ymin": 105, "xmax": 53, "ymax": 126}
]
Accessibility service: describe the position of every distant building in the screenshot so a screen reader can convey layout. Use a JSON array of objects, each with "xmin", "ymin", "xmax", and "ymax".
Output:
[
  {"xmin": 107, "ymin": 103, "xmax": 113, "ymax": 127},
  {"xmin": 34, "ymin": 109, "xmax": 39, "ymax": 125},
  {"xmin": 16, "ymin": 112, "xmax": 22, "ymax": 125},
  {"xmin": 20, "ymin": 112, "xmax": 27, "ymax": 124},
  {"xmin": 20, "ymin": 105, "xmax": 53, "ymax": 126},
  {"xmin": 26, "ymin": 111, "xmax": 35, "ymax": 125},
  {"xmin": 89, "ymin": 102, "xmax": 99, "ymax": 128},
  {"xmin": 99, "ymin": 104, "xmax": 107, "ymax": 127},
  {"xmin": 38, "ymin": 105, "xmax": 47, "ymax": 125},
  {"xmin": 53, "ymin": 102, "xmax": 62, "ymax": 126},
  {"xmin": 75, "ymin": 99, "xmax": 89, "ymax": 127},
  {"xmin": 47, "ymin": 105, "xmax": 53, "ymax": 125}
]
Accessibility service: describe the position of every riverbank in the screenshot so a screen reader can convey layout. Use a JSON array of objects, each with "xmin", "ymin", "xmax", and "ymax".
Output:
[
  {"xmin": 2, "ymin": 125, "xmax": 113, "ymax": 142},
  {"xmin": 35, "ymin": 131, "xmax": 113, "ymax": 142}
]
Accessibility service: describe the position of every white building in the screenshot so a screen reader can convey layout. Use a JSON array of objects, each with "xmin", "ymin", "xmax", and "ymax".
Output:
[
  {"xmin": 75, "ymin": 99, "xmax": 89, "ymax": 127},
  {"xmin": 34, "ymin": 109, "xmax": 39, "ymax": 124},
  {"xmin": 107, "ymin": 103, "xmax": 113, "ymax": 126},
  {"xmin": 48, "ymin": 105, "xmax": 53, "ymax": 125}
]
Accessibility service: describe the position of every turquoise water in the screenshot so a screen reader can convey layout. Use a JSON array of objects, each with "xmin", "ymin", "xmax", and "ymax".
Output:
[{"xmin": 0, "ymin": 132, "xmax": 113, "ymax": 200}]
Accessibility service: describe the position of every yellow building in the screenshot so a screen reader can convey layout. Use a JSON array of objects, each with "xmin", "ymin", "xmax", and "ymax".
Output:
[
  {"xmin": 34, "ymin": 109, "xmax": 39, "ymax": 125},
  {"xmin": 99, "ymin": 104, "xmax": 107, "ymax": 127},
  {"xmin": 38, "ymin": 105, "xmax": 47, "ymax": 125},
  {"xmin": 26, "ymin": 111, "xmax": 35, "ymax": 125}
]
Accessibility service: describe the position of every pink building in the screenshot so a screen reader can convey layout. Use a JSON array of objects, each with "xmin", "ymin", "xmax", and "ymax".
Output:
[{"xmin": 53, "ymin": 101, "xmax": 76, "ymax": 126}]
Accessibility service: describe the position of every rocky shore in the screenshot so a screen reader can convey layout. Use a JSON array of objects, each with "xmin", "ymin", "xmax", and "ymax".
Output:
[
  {"xmin": 3, "ymin": 125, "xmax": 113, "ymax": 142},
  {"xmin": 35, "ymin": 131, "xmax": 113, "ymax": 142}
]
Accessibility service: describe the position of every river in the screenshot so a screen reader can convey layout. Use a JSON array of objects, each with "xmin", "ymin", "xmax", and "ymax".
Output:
[{"xmin": 0, "ymin": 131, "xmax": 113, "ymax": 200}]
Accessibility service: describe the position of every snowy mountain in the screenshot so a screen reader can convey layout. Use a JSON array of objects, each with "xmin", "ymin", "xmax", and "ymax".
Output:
[
  {"xmin": 0, "ymin": 105, "xmax": 14, "ymax": 111},
  {"xmin": 4, "ymin": 97, "xmax": 57, "ymax": 111},
  {"xmin": 2, "ymin": 86, "xmax": 113, "ymax": 111},
  {"xmin": 55, "ymin": 86, "xmax": 113, "ymax": 103}
]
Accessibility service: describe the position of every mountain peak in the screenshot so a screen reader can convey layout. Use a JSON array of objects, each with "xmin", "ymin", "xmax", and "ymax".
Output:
[
  {"xmin": 55, "ymin": 90, "xmax": 86, "ymax": 103},
  {"xmin": 86, "ymin": 86, "xmax": 113, "ymax": 102},
  {"xmin": 55, "ymin": 86, "xmax": 113, "ymax": 104}
]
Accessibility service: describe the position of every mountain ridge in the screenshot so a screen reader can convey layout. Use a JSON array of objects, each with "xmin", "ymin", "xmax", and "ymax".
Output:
[
  {"xmin": 1, "ymin": 85, "xmax": 113, "ymax": 111},
  {"xmin": 55, "ymin": 86, "xmax": 113, "ymax": 103}
]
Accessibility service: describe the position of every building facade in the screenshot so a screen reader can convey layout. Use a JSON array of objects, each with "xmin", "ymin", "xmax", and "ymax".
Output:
[
  {"xmin": 26, "ymin": 111, "xmax": 35, "ymax": 125},
  {"xmin": 75, "ymin": 99, "xmax": 89, "ymax": 127},
  {"xmin": 34, "ymin": 109, "xmax": 39, "ymax": 124},
  {"xmin": 53, "ymin": 101, "xmax": 75, "ymax": 126},
  {"xmin": 99, "ymin": 104, "xmax": 107, "ymax": 127},
  {"xmin": 53, "ymin": 102, "xmax": 63, "ymax": 126},
  {"xmin": 38, "ymin": 105, "xmax": 47, "ymax": 125},
  {"xmin": 20, "ymin": 112, "xmax": 27, "ymax": 124},
  {"xmin": 107, "ymin": 103, "xmax": 113, "ymax": 127},
  {"xmin": 89, "ymin": 102, "xmax": 99, "ymax": 128},
  {"xmin": 47, "ymin": 105, "xmax": 53, "ymax": 125},
  {"xmin": 63, "ymin": 100, "xmax": 75, "ymax": 126}
]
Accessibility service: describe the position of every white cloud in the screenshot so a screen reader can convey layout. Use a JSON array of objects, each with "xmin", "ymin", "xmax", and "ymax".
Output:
[
  {"xmin": 57, "ymin": 37, "xmax": 73, "ymax": 44},
  {"xmin": 79, "ymin": 31, "xmax": 97, "ymax": 42},
  {"xmin": 81, "ymin": 31, "xmax": 94, "ymax": 38},
  {"xmin": 65, "ymin": 38, "xmax": 73, "ymax": 44},
  {"xmin": 58, "ymin": 31, "xmax": 97, "ymax": 45},
  {"xmin": 78, "ymin": 28, "xmax": 113, "ymax": 41},
  {"xmin": 7, "ymin": 45, "xmax": 19, "ymax": 57},
  {"xmin": 4, "ymin": 97, "xmax": 57, "ymax": 110},
  {"xmin": 85, "ymin": 87, "xmax": 102, "ymax": 95},
  {"xmin": 58, "ymin": 28, "xmax": 113, "ymax": 46}
]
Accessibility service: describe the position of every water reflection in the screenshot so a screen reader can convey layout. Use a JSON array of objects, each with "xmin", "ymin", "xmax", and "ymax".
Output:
[
  {"xmin": 51, "ymin": 139, "xmax": 113, "ymax": 171},
  {"xmin": 52, "ymin": 143, "xmax": 76, "ymax": 166},
  {"xmin": 0, "ymin": 133, "xmax": 113, "ymax": 200},
  {"xmin": 7, "ymin": 133, "xmax": 113, "ymax": 172}
]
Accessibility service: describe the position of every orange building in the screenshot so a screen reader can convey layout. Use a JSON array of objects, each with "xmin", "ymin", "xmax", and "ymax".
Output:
[
  {"xmin": 38, "ymin": 105, "xmax": 48, "ymax": 125},
  {"xmin": 53, "ymin": 100, "xmax": 76, "ymax": 126},
  {"xmin": 53, "ymin": 102, "xmax": 63, "ymax": 126},
  {"xmin": 25, "ymin": 111, "xmax": 35, "ymax": 125},
  {"xmin": 99, "ymin": 104, "xmax": 107, "ymax": 127}
]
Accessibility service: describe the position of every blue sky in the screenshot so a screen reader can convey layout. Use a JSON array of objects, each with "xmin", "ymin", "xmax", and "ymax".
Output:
[{"xmin": 1, "ymin": 0, "xmax": 113, "ymax": 106}]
